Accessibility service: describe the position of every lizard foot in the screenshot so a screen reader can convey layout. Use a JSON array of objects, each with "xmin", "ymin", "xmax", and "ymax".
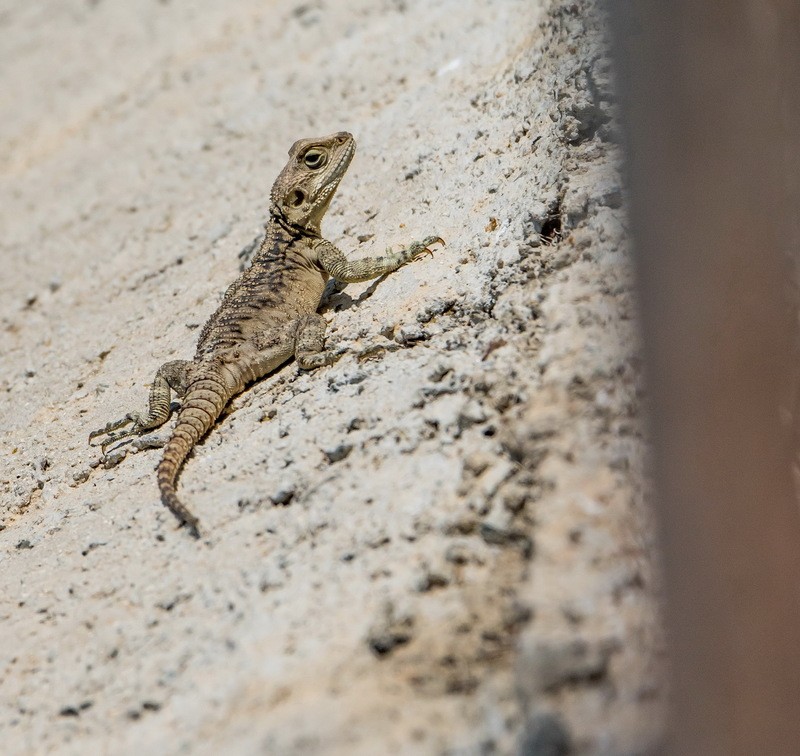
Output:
[
  {"xmin": 88, "ymin": 413, "xmax": 144, "ymax": 452},
  {"xmin": 401, "ymin": 235, "xmax": 445, "ymax": 263},
  {"xmin": 296, "ymin": 349, "xmax": 343, "ymax": 371}
]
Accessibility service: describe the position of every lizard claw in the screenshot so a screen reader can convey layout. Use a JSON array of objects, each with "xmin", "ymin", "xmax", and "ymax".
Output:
[
  {"xmin": 419, "ymin": 236, "xmax": 445, "ymax": 257},
  {"xmin": 88, "ymin": 413, "xmax": 142, "ymax": 451},
  {"xmin": 406, "ymin": 235, "xmax": 445, "ymax": 262}
]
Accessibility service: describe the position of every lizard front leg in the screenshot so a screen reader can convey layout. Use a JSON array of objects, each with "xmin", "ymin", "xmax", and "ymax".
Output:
[
  {"xmin": 294, "ymin": 313, "xmax": 340, "ymax": 370},
  {"xmin": 316, "ymin": 236, "xmax": 444, "ymax": 284},
  {"xmin": 89, "ymin": 359, "xmax": 192, "ymax": 450}
]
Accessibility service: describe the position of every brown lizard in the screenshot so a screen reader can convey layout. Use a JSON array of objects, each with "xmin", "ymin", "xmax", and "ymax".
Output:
[{"xmin": 89, "ymin": 131, "xmax": 442, "ymax": 537}]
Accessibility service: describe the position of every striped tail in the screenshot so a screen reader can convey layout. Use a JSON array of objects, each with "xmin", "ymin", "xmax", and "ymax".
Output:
[{"xmin": 157, "ymin": 370, "xmax": 232, "ymax": 536}]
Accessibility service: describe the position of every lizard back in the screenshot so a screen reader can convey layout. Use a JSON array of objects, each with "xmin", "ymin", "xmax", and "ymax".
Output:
[{"xmin": 195, "ymin": 224, "xmax": 328, "ymax": 359}]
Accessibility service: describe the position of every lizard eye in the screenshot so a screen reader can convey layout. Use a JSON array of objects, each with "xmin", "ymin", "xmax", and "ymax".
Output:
[{"xmin": 303, "ymin": 149, "xmax": 327, "ymax": 169}]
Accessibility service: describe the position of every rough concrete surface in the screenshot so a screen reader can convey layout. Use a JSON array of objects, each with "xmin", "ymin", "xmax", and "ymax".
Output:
[{"xmin": 0, "ymin": 0, "xmax": 664, "ymax": 753}]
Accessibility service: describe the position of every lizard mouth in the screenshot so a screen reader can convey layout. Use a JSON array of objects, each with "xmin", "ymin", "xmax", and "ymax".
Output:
[
  {"xmin": 316, "ymin": 139, "xmax": 355, "ymax": 203},
  {"xmin": 326, "ymin": 140, "xmax": 355, "ymax": 184}
]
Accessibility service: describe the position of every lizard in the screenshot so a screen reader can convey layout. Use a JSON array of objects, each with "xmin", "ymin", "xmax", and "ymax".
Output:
[{"xmin": 89, "ymin": 131, "xmax": 442, "ymax": 537}]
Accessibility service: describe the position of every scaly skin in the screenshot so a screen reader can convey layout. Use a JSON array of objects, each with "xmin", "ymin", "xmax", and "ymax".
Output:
[{"xmin": 89, "ymin": 132, "xmax": 443, "ymax": 537}]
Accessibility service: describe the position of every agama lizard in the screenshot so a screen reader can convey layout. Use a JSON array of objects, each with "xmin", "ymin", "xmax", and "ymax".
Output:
[{"xmin": 89, "ymin": 132, "xmax": 442, "ymax": 537}]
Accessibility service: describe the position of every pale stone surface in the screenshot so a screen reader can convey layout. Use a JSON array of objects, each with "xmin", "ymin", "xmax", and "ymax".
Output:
[{"xmin": 0, "ymin": 0, "xmax": 664, "ymax": 753}]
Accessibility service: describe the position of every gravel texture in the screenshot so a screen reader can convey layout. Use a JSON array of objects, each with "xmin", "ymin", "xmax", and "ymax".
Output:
[{"xmin": 0, "ymin": 0, "xmax": 664, "ymax": 753}]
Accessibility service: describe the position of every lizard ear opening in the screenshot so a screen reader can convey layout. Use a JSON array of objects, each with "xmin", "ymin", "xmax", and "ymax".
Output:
[{"xmin": 289, "ymin": 189, "xmax": 305, "ymax": 207}]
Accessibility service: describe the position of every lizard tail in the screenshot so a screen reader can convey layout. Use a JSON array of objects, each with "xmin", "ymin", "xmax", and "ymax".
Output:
[{"xmin": 157, "ymin": 370, "xmax": 232, "ymax": 536}]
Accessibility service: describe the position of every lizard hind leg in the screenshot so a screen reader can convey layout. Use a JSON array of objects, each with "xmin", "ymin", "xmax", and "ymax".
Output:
[{"xmin": 88, "ymin": 360, "xmax": 192, "ymax": 451}]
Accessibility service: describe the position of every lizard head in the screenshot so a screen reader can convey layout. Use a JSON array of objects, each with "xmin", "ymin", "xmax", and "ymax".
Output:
[{"xmin": 270, "ymin": 131, "xmax": 355, "ymax": 234}]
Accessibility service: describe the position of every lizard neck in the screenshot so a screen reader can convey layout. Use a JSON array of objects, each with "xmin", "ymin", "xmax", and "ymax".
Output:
[{"xmin": 269, "ymin": 203, "xmax": 322, "ymax": 240}]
